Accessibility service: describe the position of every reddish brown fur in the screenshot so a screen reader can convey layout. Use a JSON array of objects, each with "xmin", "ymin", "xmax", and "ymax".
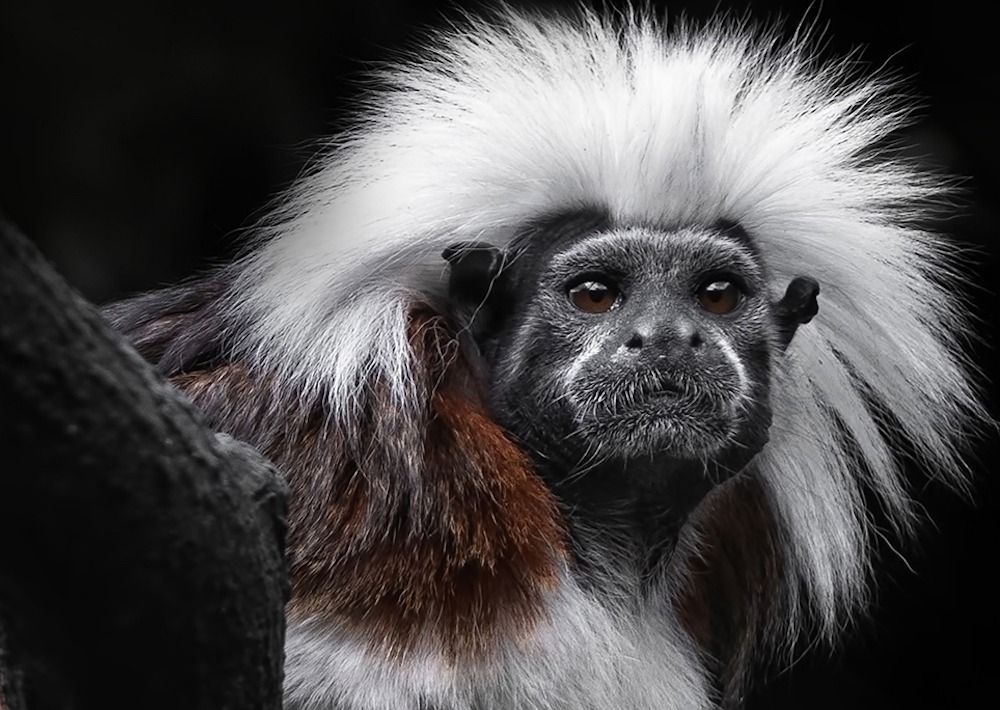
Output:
[
  {"xmin": 674, "ymin": 475, "xmax": 785, "ymax": 702},
  {"xmin": 174, "ymin": 310, "xmax": 567, "ymax": 661}
]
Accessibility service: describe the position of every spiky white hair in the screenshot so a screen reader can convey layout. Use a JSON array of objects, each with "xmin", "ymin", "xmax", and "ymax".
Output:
[{"xmin": 228, "ymin": 4, "xmax": 982, "ymax": 642}]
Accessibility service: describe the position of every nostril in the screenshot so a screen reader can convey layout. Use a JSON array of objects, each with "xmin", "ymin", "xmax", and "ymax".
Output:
[
  {"xmin": 689, "ymin": 331, "xmax": 703, "ymax": 348},
  {"xmin": 626, "ymin": 333, "xmax": 644, "ymax": 349}
]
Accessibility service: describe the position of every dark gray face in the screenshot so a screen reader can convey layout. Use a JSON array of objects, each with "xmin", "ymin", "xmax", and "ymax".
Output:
[{"xmin": 445, "ymin": 222, "xmax": 781, "ymax": 478}]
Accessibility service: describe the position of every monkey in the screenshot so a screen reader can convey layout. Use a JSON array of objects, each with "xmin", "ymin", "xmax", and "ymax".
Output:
[{"xmin": 101, "ymin": 4, "xmax": 987, "ymax": 709}]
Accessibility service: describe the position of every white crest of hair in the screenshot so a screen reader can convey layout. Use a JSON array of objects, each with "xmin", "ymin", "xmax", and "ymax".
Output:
[
  {"xmin": 229, "ymin": 4, "xmax": 984, "ymax": 643},
  {"xmin": 283, "ymin": 574, "xmax": 711, "ymax": 710}
]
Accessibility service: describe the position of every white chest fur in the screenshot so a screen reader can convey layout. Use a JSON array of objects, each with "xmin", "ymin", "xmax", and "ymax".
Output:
[{"xmin": 283, "ymin": 578, "xmax": 710, "ymax": 710}]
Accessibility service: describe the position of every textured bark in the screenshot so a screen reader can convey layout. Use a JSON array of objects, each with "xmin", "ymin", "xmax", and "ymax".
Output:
[{"xmin": 0, "ymin": 219, "xmax": 289, "ymax": 710}]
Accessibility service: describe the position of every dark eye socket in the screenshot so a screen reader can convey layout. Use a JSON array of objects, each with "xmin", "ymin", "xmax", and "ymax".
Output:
[
  {"xmin": 697, "ymin": 278, "xmax": 742, "ymax": 315},
  {"xmin": 568, "ymin": 279, "xmax": 620, "ymax": 313}
]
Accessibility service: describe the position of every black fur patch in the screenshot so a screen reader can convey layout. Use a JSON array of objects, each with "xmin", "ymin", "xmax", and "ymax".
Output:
[{"xmin": 101, "ymin": 270, "xmax": 233, "ymax": 375}]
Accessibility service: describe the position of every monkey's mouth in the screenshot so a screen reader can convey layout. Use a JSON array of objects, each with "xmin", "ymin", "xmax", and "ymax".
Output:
[
  {"xmin": 639, "ymin": 376, "xmax": 686, "ymax": 402},
  {"xmin": 647, "ymin": 382, "xmax": 683, "ymax": 399}
]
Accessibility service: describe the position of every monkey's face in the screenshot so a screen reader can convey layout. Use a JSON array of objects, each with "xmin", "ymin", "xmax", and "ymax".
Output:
[{"xmin": 466, "ymin": 224, "xmax": 775, "ymax": 472}]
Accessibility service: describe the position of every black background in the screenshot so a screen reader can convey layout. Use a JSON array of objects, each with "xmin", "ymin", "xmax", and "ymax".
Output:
[{"xmin": 1, "ymin": 1, "xmax": 996, "ymax": 707}]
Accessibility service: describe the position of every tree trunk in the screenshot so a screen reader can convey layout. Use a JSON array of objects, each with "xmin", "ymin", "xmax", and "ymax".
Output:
[{"xmin": 0, "ymin": 218, "xmax": 288, "ymax": 710}]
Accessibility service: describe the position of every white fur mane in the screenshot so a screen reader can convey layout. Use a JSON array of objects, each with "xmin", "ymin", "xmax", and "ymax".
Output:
[{"xmin": 229, "ymin": 4, "xmax": 982, "ymax": 645}]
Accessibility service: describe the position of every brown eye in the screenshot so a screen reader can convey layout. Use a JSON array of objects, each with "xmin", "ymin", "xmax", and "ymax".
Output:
[
  {"xmin": 698, "ymin": 280, "xmax": 742, "ymax": 314},
  {"xmin": 568, "ymin": 280, "xmax": 619, "ymax": 313}
]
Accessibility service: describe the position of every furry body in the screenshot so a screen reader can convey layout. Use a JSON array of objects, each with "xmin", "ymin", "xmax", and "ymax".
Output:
[{"xmin": 106, "ymin": 4, "xmax": 984, "ymax": 708}]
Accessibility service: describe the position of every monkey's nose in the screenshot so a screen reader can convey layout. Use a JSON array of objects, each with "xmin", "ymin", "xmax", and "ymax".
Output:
[{"xmin": 624, "ymin": 322, "xmax": 703, "ymax": 351}]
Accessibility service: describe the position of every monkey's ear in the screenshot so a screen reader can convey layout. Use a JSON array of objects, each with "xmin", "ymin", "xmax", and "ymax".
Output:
[
  {"xmin": 773, "ymin": 276, "xmax": 820, "ymax": 351},
  {"xmin": 442, "ymin": 241, "xmax": 509, "ymax": 343},
  {"xmin": 442, "ymin": 241, "xmax": 507, "ymax": 307}
]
